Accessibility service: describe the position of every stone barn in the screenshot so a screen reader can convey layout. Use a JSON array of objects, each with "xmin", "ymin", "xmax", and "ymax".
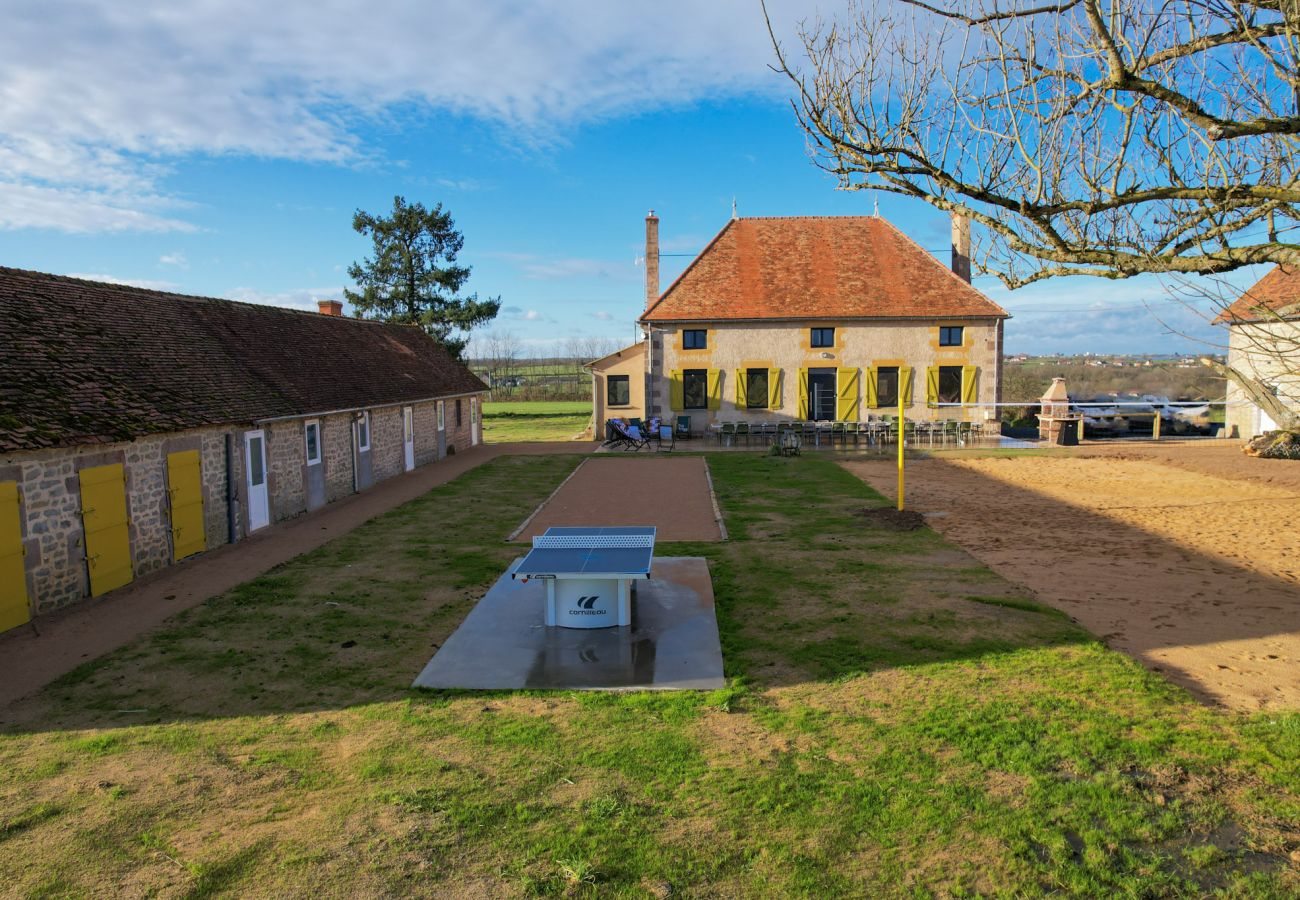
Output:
[{"xmin": 0, "ymin": 268, "xmax": 488, "ymax": 634}]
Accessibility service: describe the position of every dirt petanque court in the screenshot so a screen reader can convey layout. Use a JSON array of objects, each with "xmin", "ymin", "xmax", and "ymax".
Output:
[
  {"xmin": 512, "ymin": 456, "xmax": 725, "ymax": 542},
  {"xmin": 843, "ymin": 442, "xmax": 1300, "ymax": 711}
]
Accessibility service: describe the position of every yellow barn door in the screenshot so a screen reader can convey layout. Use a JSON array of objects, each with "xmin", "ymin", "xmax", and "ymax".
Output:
[
  {"xmin": 0, "ymin": 482, "xmax": 30, "ymax": 632},
  {"xmin": 80, "ymin": 463, "xmax": 133, "ymax": 597},
  {"xmin": 167, "ymin": 450, "xmax": 206, "ymax": 562}
]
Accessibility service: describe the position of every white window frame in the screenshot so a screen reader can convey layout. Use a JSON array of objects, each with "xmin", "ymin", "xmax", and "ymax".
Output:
[
  {"xmin": 437, "ymin": 400, "xmax": 446, "ymax": 431},
  {"xmin": 356, "ymin": 411, "xmax": 371, "ymax": 451},
  {"xmin": 304, "ymin": 419, "xmax": 322, "ymax": 466}
]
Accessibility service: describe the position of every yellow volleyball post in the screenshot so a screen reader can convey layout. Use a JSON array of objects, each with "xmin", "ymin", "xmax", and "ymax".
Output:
[
  {"xmin": 1153, "ymin": 410, "xmax": 1161, "ymax": 441},
  {"xmin": 897, "ymin": 390, "xmax": 905, "ymax": 511}
]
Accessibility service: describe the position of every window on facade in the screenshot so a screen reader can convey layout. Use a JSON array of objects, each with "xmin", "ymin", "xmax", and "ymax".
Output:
[
  {"xmin": 938, "ymin": 366, "xmax": 963, "ymax": 404},
  {"xmin": 745, "ymin": 369, "xmax": 768, "ymax": 408},
  {"xmin": 455, "ymin": 398, "xmax": 462, "ymax": 427},
  {"xmin": 939, "ymin": 326, "xmax": 964, "ymax": 347},
  {"xmin": 437, "ymin": 401, "xmax": 445, "ymax": 430},
  {"xmin": 356, "ymin": 412, "xmax": 371, "ymax": 450},
  {"xmin": 811, "ymin": 327, "xmax": 835, "ymax": 348},
  {"xmin": 607, "ymin": 375, "xmax": 631, "ymax": 407},
  {"xmin": 304, "ymin": 420, "xmax": 321, "ymax": 465},
  {"xmin": 877, "ymin": 367, "xmax": 900, "ymax": 408},
  {"xmin": 682, "ymin": 369, "xmax": 708, "ymax": 409},
  {"xmin": 683, "ymin": 329, "xmax": 707, "ymax": 350}
]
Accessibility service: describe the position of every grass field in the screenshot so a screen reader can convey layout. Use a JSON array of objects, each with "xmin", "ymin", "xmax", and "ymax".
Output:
[
  {"xmin": 1, "ymin": 454, "xmax": 1297, "ymax": 896},
  {"xmin": 482, "ymin": 401, "xmax": 590, "ymax": 443}
]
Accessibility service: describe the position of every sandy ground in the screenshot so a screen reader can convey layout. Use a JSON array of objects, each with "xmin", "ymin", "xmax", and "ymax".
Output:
[
  {"xmin": 0, "ymin": 442, "xmax": 598, "ymax": 709},
  {"xmin": 843, "ymin": 445, "xmax": 1300, "ymax": 711},
  {"xmin": 514, "ymin": 456, "xmax": 725, "ymax": 542}
]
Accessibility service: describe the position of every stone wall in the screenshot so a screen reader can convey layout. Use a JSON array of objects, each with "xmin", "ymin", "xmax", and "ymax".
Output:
[
  {"xmin": 413, "ymin": 401, "xmax": 440, "ymax": 466},
  {"xmin": 0, "ymin": 425, "xmax": 231, "ymax": 617},
  {"xmin": 371, "ymin": 406, "xmax": 406, "ymax": 482},
  {"xmin": 0, "ymin": 392, "xmax": 488, "ymax": 628},
  {"xmin": 321, "ymin": 413, "xmax": 356, "ymax": 504},
  {"xmin": 266, "ymin": 419, "xmax": 307, "ymax": 523}
]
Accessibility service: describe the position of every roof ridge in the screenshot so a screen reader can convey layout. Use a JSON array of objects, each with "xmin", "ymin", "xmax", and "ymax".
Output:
[{"xmin": 0, "ymin": 265, "xmax": 383, "ymax": 323}]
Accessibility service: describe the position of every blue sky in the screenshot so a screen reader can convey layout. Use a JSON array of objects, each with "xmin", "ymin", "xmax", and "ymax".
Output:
[{"xmin": 0, "ymin": 0, "xmax": 1262, "ymax": 356}]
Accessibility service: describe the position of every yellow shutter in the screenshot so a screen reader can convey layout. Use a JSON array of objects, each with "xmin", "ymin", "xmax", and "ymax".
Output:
[
  {"xmin": 900, "ymin": 366, "xmax": 914, "ymax": 407},
  {"xmin": 167, "ymin": 450, "xmax": 206, "ymax": 562},
  {"xmin": 80, "ymin": 463, "xmax": 133, "ymax": 597},
  {"xmin": 0, "ymin": 482, "xmax": 30, "ymax": 633},
  {"xmin": 961, "ymin": 365, "xmax": 979, "ymax": 405},
  {"xmin": 669, "ymin": 370, "xmax": 683, "ymax": 410},
  {"xmin": 797, "ymin": 368, "xmax": 810, "ymax": 419},
  {"xmin": 768, "ymin": 368, "xmax": 782, "ymax": 410},
  {"xmin": 925, "ymin": 366, "xmax": 940, "ymax": 407},
  {"xmin": 735, "ymin": 368, "xmax": 747, "ymax": 408},
  {"xmin": 707, "ymin": 369, "xmax": 722, "ymax": 410},
  {"xmin": 836, "ymin": 368, "xmax": 860, "ymax": 421},
  {"xmin": 864, "ymin": 366, "xmax": 879, "ymax": 408}
]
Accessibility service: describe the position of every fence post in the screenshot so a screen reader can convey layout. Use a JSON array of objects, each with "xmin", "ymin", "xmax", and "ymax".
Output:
[
  {"xmin": 1153, "ymin": 411, "xmax": 1161, "ymax": 441},
  {"xmin": 897, "ymin": 390, "xmax": 905, "ymax": 511}
]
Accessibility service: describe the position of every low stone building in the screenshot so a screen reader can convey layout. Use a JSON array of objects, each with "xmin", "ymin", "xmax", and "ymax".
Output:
[
  {"xmin": 635, "ymin": 212, "xmax": 1008, "ymax": 431},
  {"xmin": 0, "ymin": 268, "xmax": 487, "ymax": 634},
  {"xmin": 585, "ymin": 341, "xmax": 647, "ymax": 431},
  {"xmin": 1217, "ymin": 265, "xmax": 1299, "ymax": 439}
]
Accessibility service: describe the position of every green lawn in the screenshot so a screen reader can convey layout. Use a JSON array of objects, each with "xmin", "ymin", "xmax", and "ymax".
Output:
[
  {"xmin": 482, "ymin": 401, "xmax": 591, "ymax": 443},
  {"xmin": 1, "ymin": 454, "xmax": 1297, "ymax": 897}
]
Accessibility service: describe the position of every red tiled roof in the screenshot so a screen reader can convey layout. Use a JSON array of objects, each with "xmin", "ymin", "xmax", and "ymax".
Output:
[
  {"xmin": 0, "ymin": 267, "xmax": 487, "ymax": 452},
  {"xmin": 1215, "ymin": 266, "xmax": 1300, "ymax": 324},
  {"xmin": 640, "ymin": 216, "xmax": 1008, "ymax": 322}
]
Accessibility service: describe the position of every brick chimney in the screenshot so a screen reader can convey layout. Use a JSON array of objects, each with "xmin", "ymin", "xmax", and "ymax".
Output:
[
  {"xmin": 645, "ymin": 210, "xmax": 659, "ymax": 309},
  {"xmin": 950, "ymin": 213, "xmax": 972, "ymax": 283},
  {"xmin": 318, "ymin": 299, "xmax": 343, "ymax": 316}
]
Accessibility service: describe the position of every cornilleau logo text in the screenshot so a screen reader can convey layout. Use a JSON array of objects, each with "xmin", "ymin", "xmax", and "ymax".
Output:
[{"xmin": 569, "ymin": 596, "xmax": 606, "ymax": 615}]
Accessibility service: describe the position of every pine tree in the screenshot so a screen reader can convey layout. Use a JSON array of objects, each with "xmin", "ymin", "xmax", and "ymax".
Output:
[{"xmin": 345, "ymin": 196, "xmax": 499, "ymax": 359}]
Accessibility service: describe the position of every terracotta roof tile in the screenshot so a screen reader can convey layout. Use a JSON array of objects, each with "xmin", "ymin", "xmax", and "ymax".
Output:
[
  {"xmin": 640, "ymin": 216, "xmax": 1008, "ymax": 322},
  {"xmin": 0, "ymin": 267, "xmax": 487, "ymax": 452},
  {"xmin": 1215, "ymin": 266, "xmax": 1300, "ymax": 323}
]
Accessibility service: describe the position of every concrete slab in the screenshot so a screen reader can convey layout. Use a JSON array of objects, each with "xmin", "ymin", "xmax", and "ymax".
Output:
[{"xmin": 412, "ymin": 557, "xmax": 723, "ymax": 691}]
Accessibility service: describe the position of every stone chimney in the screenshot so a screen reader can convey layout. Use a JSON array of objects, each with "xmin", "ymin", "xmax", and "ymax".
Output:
[
  {"xmin": 318, "ymin": 299, "xmax": 343, "ymax": 316},
  {"xmin": 950, "ymin": 213, "xmax": 972, "ymax": 283},
  {"xmin": 645, "ymin": 210, "xmax": 659, "ymax": 309}
]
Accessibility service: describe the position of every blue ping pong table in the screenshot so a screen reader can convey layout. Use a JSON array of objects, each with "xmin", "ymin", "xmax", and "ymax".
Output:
[{"xmin": 512, "ymin": 526, "xmax": 656, "ymax": 628}]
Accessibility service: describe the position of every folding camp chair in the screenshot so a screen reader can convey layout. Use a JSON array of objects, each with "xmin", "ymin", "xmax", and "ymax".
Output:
[
  {"xmin": 603, "ymin": 419, "xmax": 630, "ymax": 449},
  {"xmin": 612, "ymin": 421, "xmax": 650, "ymax": 451},
  {"xmin": 674, "ymin": 416, "xmax": 693, "ymax": 440},
  {"xmin": 655, "ymin": 424, "xmax": 675, "ymax": 452}
]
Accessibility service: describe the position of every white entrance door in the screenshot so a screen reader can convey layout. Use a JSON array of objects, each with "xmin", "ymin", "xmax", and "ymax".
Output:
[
  {"xmin": 470, "ymin": 397, "xmax": 479, "ymax": 446},
  {"xmin": 402, "ymin": 406, "xmax": 415, "ymax": 471},
  {"xmin": 244, "ymin": 430, "xmax": 270, "ymax": 532}
]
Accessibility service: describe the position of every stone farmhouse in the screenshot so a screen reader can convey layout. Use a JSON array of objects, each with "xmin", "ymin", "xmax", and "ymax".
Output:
[
  {"xmin": 588, "ymin": 212, "xmax": 1008, "ymax": 431},
  {"xmin": 0, "ymin": 268, "xmax": 487, "ymax": 634},
  {"xmin": 1217, "ymin": 265, "xmax": 1300, "ymax": 439}
]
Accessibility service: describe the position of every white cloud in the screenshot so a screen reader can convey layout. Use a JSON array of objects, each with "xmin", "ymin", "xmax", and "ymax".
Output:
[
  {"xmin": 0, "ymin": 1, "xmax": 810, "ymax": 232},
  {"xmin": 590, "ymin": 310, "xmax": 614, "ymax": 321},
  {"xmin": 65, "ymin": 273, "xmax": 182, "ymax": 291},
  {"xmin": 989, "ymin": 273, "xmax": 1239, "ymax": 354},
  {"xmin": 158, "ymin": 251, "xmax": 188, "ymax": 268},
  {"xmin": 491, "ymin": 251, "xmax": 636, "ymax": 281},
  {"xmin": 225, "ymin": 285, "xmax": 346, "ymax": 312}
]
